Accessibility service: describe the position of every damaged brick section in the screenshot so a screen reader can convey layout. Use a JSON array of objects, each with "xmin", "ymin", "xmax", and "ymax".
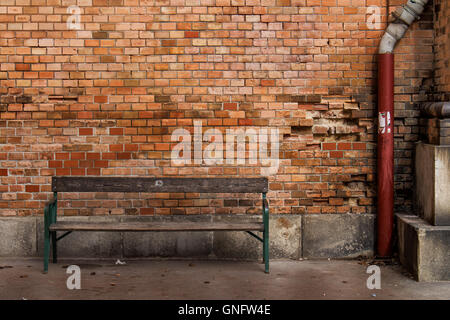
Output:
[{"xmin": 279, "ymin": 94, "xmax": 375, "ymax": 214}]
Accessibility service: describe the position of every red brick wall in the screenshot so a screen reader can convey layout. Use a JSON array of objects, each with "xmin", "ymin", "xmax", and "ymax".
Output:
[
  {"xmin": 0, "ymin": 0, "xmax": 437, "ymax": 216},
  {"xmin": 433, "ymin": 0, "xmax": 450, "ymax": 101}
]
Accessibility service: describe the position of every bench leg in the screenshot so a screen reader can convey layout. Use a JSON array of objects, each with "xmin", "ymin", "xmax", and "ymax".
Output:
[
  {"xmin": 262, "ymin": 192, "xmax": 269, "ymax": 274},
  {"xmin": 262, "ymin": 233, "xmax": 265, "ymax": 264},
  {"xmin": 51, "ymin": 231, "xmax": 57, "ymax": 264},
  {"xmin": 263, "ymin": 229, "xmax": 269, "ymax": 273},
  {"xmin": 43, "ymin": 206, "xmax": 50, "ymax": 273},
  {"xmin": 44, "ymin": 231, "xmax": 50, "ymax": 273}
]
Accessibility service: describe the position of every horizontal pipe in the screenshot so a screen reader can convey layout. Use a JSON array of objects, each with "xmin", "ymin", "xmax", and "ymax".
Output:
[{"xmin": 420, "ymin": 102, "xmax": 450, "ymax": 118}]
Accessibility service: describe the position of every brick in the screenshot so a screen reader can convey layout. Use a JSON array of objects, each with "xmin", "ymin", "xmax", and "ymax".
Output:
[
  {"xmin": 15, "ymin": 64, "xmax": 30, "ymax": 71},
  {"xmin": 261, "ymin": 79, "xmax": 275, "ymax": 87},
  {"xmin": 25, "ymin": 185, "xmax": 39, "ymax": 192},
  {"xmin": 140, "ymin": 208, "xmax": 154, "ymax": 215},
  {"xmin": 94, "ymin": 96, "xmax": 108, "ymax": 103},
  {"xmin": 79, "ymin": 128, "xmax": 93, "ymax": 135},
  {"xmin": 184, "ymin": 31, "xmax": 199, "ymax": 38},
  {"xmin": 322, "ymin": 143, "xmax": 336, "ymax": 150},
  {"xmin": 337, "ymin": 142, "xmax": 352, "ymax": 150},
  {"xmin": 352, "ymin": 142, "xmax": 366, "ymax": 150},
  {"xmin": 92, "ymin": 32, "xmax": 108, "ymax": 39},
  {"xmin": 110, "ymin": 128, "xmax": 123, "ymax": 135},
  {"xmin": 330, "ymin": 151, "xmax": 343, "ymax": 158}
]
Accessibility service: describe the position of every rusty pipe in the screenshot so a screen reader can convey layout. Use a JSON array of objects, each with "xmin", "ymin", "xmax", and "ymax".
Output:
[
  {"xmin": 377, "ymin": 54, "xmax": 394, "ymax": 257},
  {"xmin": 420, "ymin": 102, "xmax": 450, "ymax": 118},
  {"xmin": 377, "ymin": 0, "xmax": 429, "ymax": 257}
]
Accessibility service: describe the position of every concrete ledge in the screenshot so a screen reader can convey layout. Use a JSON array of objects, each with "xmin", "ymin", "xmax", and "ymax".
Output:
[
  {"xmin": 397, "ymin": 213, "xmax": 450, "ymax": 281},
  {"xmin": 0, "ymin": 214, "xmax": 375, "ymax": 260}
]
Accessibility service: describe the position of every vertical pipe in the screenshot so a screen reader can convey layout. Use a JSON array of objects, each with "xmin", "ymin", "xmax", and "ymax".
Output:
[
  {"xmin": 377, "ymin": 53, "xmax": 394, "ymax": 257},
  {"xmin": 377, "ymin": 0, "xmax": 429, "ymax": 257}
]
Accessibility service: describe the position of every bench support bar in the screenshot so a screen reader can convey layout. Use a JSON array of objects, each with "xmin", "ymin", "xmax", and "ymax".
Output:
[
  {"xmin": 246, "ymin": 231, "xmax": 263, "ymax": 243},
  {"xmin": 56, "ymin": 231, "xmax": 73, "ymax": 242}
]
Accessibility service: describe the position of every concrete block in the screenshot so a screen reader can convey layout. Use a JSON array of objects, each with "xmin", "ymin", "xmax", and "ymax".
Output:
[
  {"xmin": 397, "ymin": 214, "xmax": 450, "ymax": 281},
  {"xmin": 0, "ymin": 218, "xmax": 37, "ymax": 257},
  {"xmin": 415, "ymin": 143, "xmax": 450, "ymax": 225},
  {"xmin": 269, "ymin": 215, "xmax": 302, "ymax": 259},
  {"xmin": 302, "ymin": 214, "xmax": 375, "ymax": 259},
  {"xmin": 212, "ymin": 215, "xmax": 301, "ymax": 259}
]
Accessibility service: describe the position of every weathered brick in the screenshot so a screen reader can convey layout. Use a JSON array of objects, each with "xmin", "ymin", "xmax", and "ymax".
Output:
[{"xmin": 0, "ymin": 0, "xmax": 441, "ymax": 217}]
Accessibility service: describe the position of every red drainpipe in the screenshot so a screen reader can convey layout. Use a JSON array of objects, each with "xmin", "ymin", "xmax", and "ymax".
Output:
[
  {"xmin": 377, "ymin": 54, "xmax": 394, "ymax": 257},
  {"xmin": 377, "ymin": 0, "xmax": 429, "ymax": 257}
]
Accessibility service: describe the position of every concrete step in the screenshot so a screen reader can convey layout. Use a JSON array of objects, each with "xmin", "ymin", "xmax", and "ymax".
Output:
[{"xmin": 397, "ymin": 213, "xmax": 450, "ymax": 281}]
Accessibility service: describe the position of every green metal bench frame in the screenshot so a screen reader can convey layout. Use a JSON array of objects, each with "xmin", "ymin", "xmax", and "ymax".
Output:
[{"xmin": 44, "ymin": 177, "xmax": 270, "ymax": 274}]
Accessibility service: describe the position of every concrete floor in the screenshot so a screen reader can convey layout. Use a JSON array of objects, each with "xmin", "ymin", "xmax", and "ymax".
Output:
[{"xmin": 0, "ymin": 258, "xmax": 449, "ymax": 300}]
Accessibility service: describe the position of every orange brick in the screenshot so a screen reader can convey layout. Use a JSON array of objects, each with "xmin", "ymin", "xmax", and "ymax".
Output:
[
  {"xmin": 337, "ymin": 142, "xmax": 352, "ymax": 150},
  {"xmin": 15, "ymin": 64, "xmax": 30, "ymax": 71},
  {"xmin": 79, "ymin": 128, "xmax": 93, "ymax": 135},
  {"xmin": 25, "ymin": 185, "xmax": 39, "ymax": 192},
  {"xmin": 140, "ymin": 208, "xmax": 154, "ymax": 215},
  {"xmin": 352, "ymin": 142, "xmax": 366, "ymax": 150},
  {"xmin": 261, "ymin": 79, "xmax": 275, "ymax": 86},
  {"xmin": 322, "ymin": 143, "xmax": 336, "ymax": 150},
  {"xmin": 110, "ymin": 128, "xmax": 123, "ymax": 135},
  {"xmin": 185, "ymin": 31, "xmax": 199, "ymax": 38},
  {"xmin": 94, "ymin": 96, "xmax": 108, "ymax": 103},
  {"xmin": 330, "ymin": 151, "xmax": 343, "ymax": 158}
]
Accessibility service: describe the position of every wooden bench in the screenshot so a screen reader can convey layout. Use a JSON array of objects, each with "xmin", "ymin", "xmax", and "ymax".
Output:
[{"xmin": 44, "ymin": 177, "xmax": 270, "ymax": 273}]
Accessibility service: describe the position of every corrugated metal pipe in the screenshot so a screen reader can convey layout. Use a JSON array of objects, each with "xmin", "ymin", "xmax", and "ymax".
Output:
[{"xmin": 377, "ymin": 0, "xmax": 429, "ymax": 257}]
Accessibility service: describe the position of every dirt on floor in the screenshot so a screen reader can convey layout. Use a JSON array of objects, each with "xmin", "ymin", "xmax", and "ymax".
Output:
[{"xmin": 0, "ymin": 258, "xmax": 449, "ymax": 300}]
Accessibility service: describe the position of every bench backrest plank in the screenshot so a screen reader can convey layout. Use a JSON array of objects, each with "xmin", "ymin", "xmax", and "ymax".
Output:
[{"xmin": 52, "ymin": 177, "xmax": 268, "ymax": 193}]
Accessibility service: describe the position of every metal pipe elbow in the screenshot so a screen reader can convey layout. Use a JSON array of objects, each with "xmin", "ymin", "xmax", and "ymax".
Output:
[
  {"xmin": 379, "ymin": 0, "xmax": 430, "ymax": 54},
  {"xmin": 379, "ymin": 23, "xmax": 409, "ymax": 54}
]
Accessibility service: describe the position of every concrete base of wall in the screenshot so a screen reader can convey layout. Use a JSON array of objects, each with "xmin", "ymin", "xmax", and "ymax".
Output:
[
  {"xmin": 0, "ymin": 214, "xmax": 375, "ymax": 260},
  {"xmin": 397, "ymin": 213, "xmax": 450, "ymax": 282}
]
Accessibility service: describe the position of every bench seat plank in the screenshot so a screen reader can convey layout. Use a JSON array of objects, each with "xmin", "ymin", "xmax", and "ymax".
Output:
[{"xmin": 49, "ymin": 221, "xmax": 264, "ymax": 232}]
